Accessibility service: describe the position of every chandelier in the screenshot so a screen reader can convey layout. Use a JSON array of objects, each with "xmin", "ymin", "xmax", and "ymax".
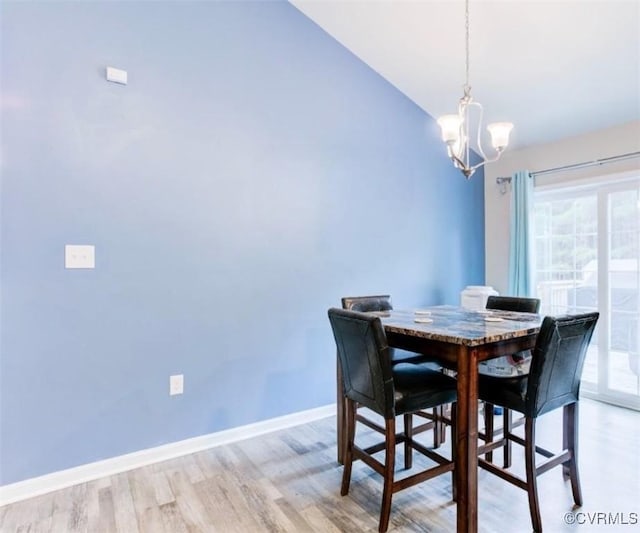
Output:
[{"xmin": 437, "ymin": 0, "xmax": 513, "ymax": 179}]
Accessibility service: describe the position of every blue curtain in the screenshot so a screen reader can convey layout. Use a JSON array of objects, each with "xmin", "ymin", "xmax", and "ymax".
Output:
[{"xmin": 508, "ymin": 170, "xmax": 533, "ymax": 296}]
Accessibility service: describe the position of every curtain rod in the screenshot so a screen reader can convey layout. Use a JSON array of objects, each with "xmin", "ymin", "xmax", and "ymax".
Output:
[{"xmin": 495, "ymin": 151, "xmax": 640, "ymax": 187}]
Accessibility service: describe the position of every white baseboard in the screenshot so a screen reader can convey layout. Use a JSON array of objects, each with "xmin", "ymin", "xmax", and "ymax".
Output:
[{"xmin": 0, "ymin": 404, "xmax": 335, "ymax": 506}]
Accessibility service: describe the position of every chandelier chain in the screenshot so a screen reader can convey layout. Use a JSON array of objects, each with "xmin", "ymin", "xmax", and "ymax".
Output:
[{"xmin": 464, "ymin": 0, "xmax": 470, "ymax": 95}]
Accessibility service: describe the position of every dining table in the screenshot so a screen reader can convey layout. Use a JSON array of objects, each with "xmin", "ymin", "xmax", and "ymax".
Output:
[{"xmin": 335, "ymin": 305, "xmax": 542, "ymax": 533}]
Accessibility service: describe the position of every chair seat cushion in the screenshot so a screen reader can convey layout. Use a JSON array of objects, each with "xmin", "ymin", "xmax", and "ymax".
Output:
[
  {"xmin": 478, "ymin": 372, "xmax": 528, "ymax": 414},
  {"xmin": 392, "ymin": 363, "xmax": 457, "ymax": 414},
  {"xmin": 391, "ymin": 348, "xmax": 441, "ymax": 368}
]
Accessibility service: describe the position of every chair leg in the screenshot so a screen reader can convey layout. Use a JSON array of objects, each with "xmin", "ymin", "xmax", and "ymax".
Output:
[
  {"xmin": 562, "ymin": 403, "xmax": 569, "ymax": 479},
  {"xmin": 450, "ymin": 402, "xmax": 457, "ymax": 502},
  {"xmin": 439, "ymin": 405, "xmax": 447, "ymax": 445},
  {"xmin": 564, "ymin": 402, "xmax": 583, "ymax": 506},
  {"xmin": 336, "ymin": 356, "xmax": 345, "ymax": 465},
  {"xmin": 379, "ymin": 418, "xmax": 396, "ymax": 533},
  {"xmin": 433, "ymin": 407, "xmax": 441, "ymax": 448},
  {"xmin": 484, "ymin": 402, "xmax": 494, "ymax": 462},
  {"xmin": 404, "ymin": 413, "xmax": 413, "ymax": 469},
  {"xmin": 341, "ymin": 398, "xmax": 356, "ymax": 496},
  {"xmin": 503, "ymin": 408, "xmax": 513, "ymax": 468},
  {"xmin": 524, "ymin": 417, "xmax": 543, "ymax": 533}
]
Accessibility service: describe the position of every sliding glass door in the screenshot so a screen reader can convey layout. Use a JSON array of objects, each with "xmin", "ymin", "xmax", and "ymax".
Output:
[{"xmin": 534, "ymin": 175, "xmax": 640, "ymax": 410}]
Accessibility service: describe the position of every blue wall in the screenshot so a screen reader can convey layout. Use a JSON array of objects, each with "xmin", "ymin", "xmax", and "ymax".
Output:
[{"xmin": 0, "ymin": 1, "xmax": 485, "ymax": 485}]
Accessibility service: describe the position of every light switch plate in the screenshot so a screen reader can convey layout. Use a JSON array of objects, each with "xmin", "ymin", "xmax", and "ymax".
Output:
[
  {"xmin": 106, "ymin": 66, "xmax": 128, "ymax": 85},
  {"xmin": 65, "ymin": 245, "xmax": 95, "ymax": 269},
  {"xmin": 170, "ymin": 374, "xmax": 184, "ymax": 396}
]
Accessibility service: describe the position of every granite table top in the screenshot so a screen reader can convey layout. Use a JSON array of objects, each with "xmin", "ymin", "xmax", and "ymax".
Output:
[{"xmin": 372, "ymin": 305, "xmax": 542, "ymax": 347}]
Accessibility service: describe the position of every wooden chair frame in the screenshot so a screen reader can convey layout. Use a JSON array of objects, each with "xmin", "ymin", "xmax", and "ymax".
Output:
[
  {"xmin": 477, "ymin": 403, "xmax": 581, "ymax": 533},
  {"xmin": 342, "ymin": 398, "xmax": 456, "ymax": 532}
]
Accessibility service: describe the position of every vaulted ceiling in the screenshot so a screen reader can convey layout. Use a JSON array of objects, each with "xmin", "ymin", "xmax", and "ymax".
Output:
[{"xmin": 290, "ymin": 0, "xmax": 640, "ymax": 150}]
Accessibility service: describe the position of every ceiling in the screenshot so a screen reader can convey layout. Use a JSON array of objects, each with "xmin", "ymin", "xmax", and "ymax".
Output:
[{"xmin": 290, "ymin": 0, "xmax": 640, "ymax": 150}]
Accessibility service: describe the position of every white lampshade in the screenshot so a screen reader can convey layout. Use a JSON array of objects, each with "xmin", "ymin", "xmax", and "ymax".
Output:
[
  {"xmin": 487, "ymin": 122, "xmax": 513, "ymax": 150},
  {"xmin": 437, "ymin": 114, "xmax": 463, "ymax": 144}
]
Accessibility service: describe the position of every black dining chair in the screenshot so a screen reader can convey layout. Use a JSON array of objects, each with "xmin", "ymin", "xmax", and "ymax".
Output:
[
  {"xmin": 480, "ymin": 295, "xmax": 541, "ymax": 464},
  {"xmin": 341, "ymin": 295, "xmax": 440, "ymax": 366},
  {"xmin": 340, "ymin": 295, "xmax": 446, "ymax": 461},
  {"xmin": 477, "ymin": 312, "xmax": 599, "ymax": 533},
  {"xmin": 328, "ymin": 308, "xmax": 457, "ymax": 533}
]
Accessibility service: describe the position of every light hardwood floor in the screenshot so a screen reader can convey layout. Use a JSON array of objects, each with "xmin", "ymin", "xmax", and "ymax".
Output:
[{"xmin": 1, "ymin": 398, "xmax": 638, "ymax": 532}]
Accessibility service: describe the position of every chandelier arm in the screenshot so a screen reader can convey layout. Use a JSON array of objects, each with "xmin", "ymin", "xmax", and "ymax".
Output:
[
  {"xmin": 450, "ymin": 152, "xmax": 468, "ymax": 171},
  {"xmin": 474, "ymin": 149, "xmax": 504, "ymax": 168},
  {"xmin": 474, "ymin": 102, "xmax": 489, "ymax": 161},
  {"xmin": 458, "ymin": 97, "xmax": 473, "ymax": 170},
  {"xmin": 467, "ymin": 100, "xmax": 506, "ymax": 165},
  {"xmin": 468, "ymin": 161, "xmax": 486, "ymax": 174},
  {"xmin": 467, "ymin": 148, "xmax": 505, "ymax": 174},
  {"xmin": 464, "ymin": 105, "xmax": 471, "ymax": 169}
]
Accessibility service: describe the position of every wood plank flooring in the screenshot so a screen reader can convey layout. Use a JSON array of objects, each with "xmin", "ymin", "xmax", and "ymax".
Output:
[{"xmin": 1, "ymin": 398, "xmax": 638, "ymax": 532}]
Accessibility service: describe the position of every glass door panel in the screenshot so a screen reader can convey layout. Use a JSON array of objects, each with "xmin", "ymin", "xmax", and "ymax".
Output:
[
  {"xmin": 607, "ymin": 189, "xmax": 640, "ymax": 400},
  {"xmin": 534, "ymin": 177, "xmax": 640, "ymax": 410},
  {"xmin": 534, "ymin": 192, "xmax": 599, "ymax": 387}
]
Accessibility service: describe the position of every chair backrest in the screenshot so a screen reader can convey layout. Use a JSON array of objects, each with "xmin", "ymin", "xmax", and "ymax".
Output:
[
  {"xmin": 526, "ymin": 312, "xmax": 599, "ymax": 418},
  {"xmin": 486, "ymin": 296, "xmax": 541, "ymax": 361},
  {"xmin": 341, "ymin": 295, "xmax": 393, "ymax": 312},
  {"xmin": 328, "ymin": 308, "xmax": 394, "ymax": 418},
  {"xmin": 486, "ymin": 295, "xmax": 541, "ymax": 314}
]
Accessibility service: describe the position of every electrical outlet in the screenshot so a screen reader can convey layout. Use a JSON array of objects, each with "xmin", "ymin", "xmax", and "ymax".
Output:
[
  {"xmin": 169, "ymin": 374, "xmax": 184, "ymax": 396},
  {"xmin": 65, "ymin": 245, "xmax": 95, "ymax": 269}
]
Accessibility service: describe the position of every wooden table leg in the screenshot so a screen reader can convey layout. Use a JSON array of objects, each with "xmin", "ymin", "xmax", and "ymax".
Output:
[
  {"xmin": 336, "ymin": 355, "xmax": 345, "ymax": 465},
  {"xmin": 455, "ymin": 345, "xmax": 479, "ymax": 533}
]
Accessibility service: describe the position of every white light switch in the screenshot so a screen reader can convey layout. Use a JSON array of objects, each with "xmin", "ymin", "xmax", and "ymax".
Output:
[
  {"xmin": 106, "ymin": 66, "xmax": 128, "ymax": 85},
  {"xmin": 65, "ymin": 245, "xmax": 95, "ymax": 269},
  {"xmin": 170, "ymin": 374, "xmax": 184, "ymax": 396}
]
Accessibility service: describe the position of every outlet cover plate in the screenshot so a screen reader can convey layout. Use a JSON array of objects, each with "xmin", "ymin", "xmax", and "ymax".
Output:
[
  {"xmin": 65, "ymin": 245, "xmax": 95, "ymax": 269},
  {"xmin": 106, "ymin": 66, "xmax": 128, "ymax": 85}
]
